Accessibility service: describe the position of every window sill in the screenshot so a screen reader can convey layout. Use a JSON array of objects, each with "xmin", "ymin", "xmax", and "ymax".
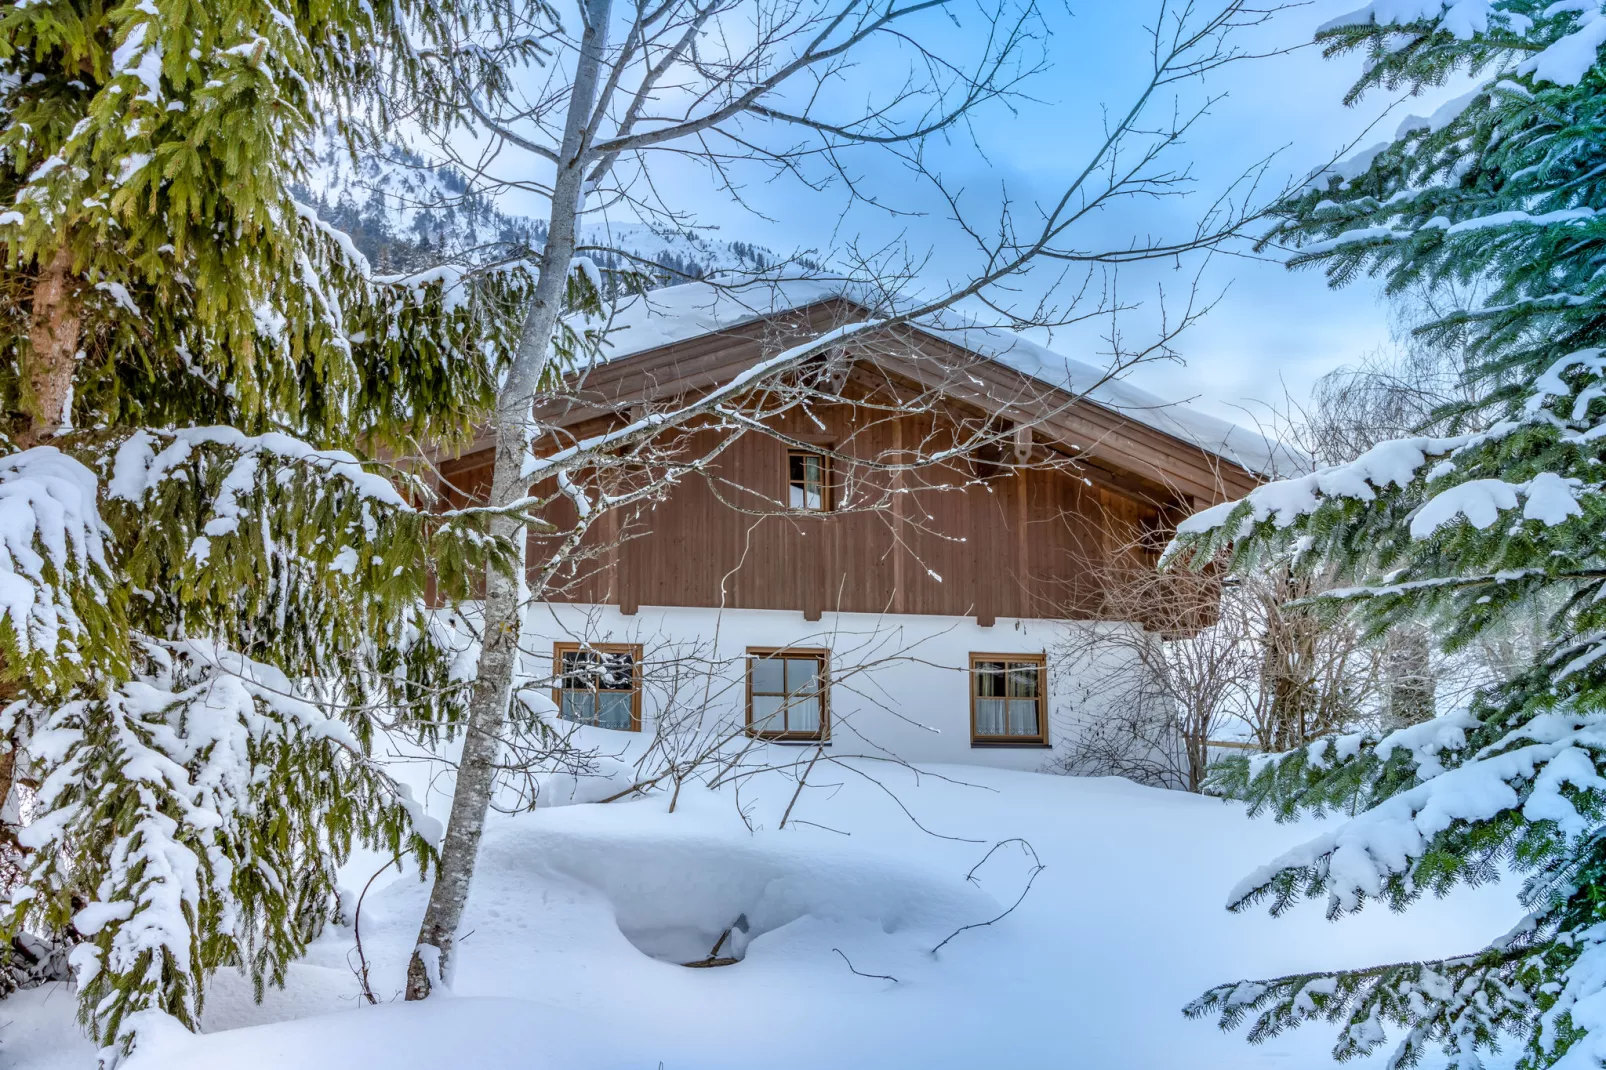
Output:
[
  {"xmin": 747, "ymin": 734, "xmax": 831, "ymax": 746},
  {"xmin": 970, "ymin": 740, "xmax": 1051, "ymax": 749}
]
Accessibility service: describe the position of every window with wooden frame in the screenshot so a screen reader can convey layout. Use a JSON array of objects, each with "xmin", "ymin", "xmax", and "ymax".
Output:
[
  {"xmin": 970, "ymin": 654, "xmax": 1047, "ymax": 745},
  {"xmin": 552, "ymin": 642, "xmax": 642, "ymax": 732},
  {"xmin": 746, "ymin": 647, "xmax": 829, "ymax": 741},
  {"xmin": 787, "ymin": 449, "xmax": 831, "ymax": 512}
]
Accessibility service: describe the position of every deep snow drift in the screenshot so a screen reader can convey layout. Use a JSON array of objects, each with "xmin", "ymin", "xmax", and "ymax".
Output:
[{"xmin": 6, "ymin": 760, "xmax": 1515, "ymax": 1070}]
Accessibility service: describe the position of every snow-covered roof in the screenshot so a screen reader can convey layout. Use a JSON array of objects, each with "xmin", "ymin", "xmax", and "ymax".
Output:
[{"xmin": 587, "ymin": 278, "xmax": 1288, "ymax": 477}]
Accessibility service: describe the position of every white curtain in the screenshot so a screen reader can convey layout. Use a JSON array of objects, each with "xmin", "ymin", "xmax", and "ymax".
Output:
[
  {"xmin": 1006, "ymin": 699, "xmax": 1038, "ymax": 737},
  {"xmin": 598, "ymin": 691, "xmax": 633, "ymax": 730},
  {"xmin": 752, "ymin": 694, "xmax": 786, "ymax": 732},
  {"xmin": 788, "ymin": 696, "xmax": 821, "ymax": 734},
  {"xmin": 559, "ymin": 691, "xmax": 590, "ymax": 724},
  {"xmin": 975, "ymin": 698, "xmax": 1006, "ymax": 736}
]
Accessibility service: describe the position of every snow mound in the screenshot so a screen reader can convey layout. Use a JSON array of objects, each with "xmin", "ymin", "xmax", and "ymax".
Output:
[
  {"xmin": 22, "ymin": 766, "xmax": 1517, "ymax": 1070},
  {"xmin": 521, "ymin": 815, "xmax": 997, "ymax": 966}
]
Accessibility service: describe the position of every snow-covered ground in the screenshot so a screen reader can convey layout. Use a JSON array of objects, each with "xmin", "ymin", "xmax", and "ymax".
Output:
[{"xmin": 6, "ymin": 760, "xmax": 1516, "ymax": 1070}]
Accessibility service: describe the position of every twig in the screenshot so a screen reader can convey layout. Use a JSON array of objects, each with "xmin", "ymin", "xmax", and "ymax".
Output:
[
  {"xmin": 596, "ymin": 766, "xmax": 675, "ymax": 804},
  {"xmin": 832, "ymin": 758, "xmax": 985, "ymax": 843},
  {"xmin": 778, "ymin": 743, "xmax": 825, "ymax": 830},
  {"xmin": 682, "ymin": 916, "xmax": 747, "ymax": 968},
  {"xmin": 788, "ymin": 818, "xmax": 851, "ymax": 836},
  {"xmin": 668, "ymin": 767, "xmax": 685, "ymax": 813},
  {"xmin": 682, "ymin": 926, "xmax": 740, "ymax": 968},
  {"xmin": 833, "ymin": 948, "xmax": 899, "ymax": 984},
  {"xmin": 352, "ymin": 857, "xmax": 399, "ymax": 1005},
  {"xmin": 931, "ymin": 840, "xmax": 1045, "ymax": 955},
  {"xmin": 963, "ymin": 837, "xmax": 1040, "ymax": 883}
]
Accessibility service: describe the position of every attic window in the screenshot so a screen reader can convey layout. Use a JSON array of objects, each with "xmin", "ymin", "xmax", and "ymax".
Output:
[{"xmin": 788, "ymin": 450, "xmax": 830, "ymax": 512}]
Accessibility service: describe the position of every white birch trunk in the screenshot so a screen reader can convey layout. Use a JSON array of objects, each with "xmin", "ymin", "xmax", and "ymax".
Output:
[{"xmin": 404, "ymin": 0, "xmax": 614, "ymax": 998}]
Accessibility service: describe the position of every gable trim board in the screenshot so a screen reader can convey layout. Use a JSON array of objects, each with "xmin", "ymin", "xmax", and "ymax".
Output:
[{"xmin": 550, "ymin": 278, "xmax": 1284, "ymax": 479}]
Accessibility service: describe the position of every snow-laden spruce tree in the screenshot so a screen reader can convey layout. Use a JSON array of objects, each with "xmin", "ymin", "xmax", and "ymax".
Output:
[
  {"xmin": 1170, "ymin": 3, "xmax": 1606, "ymax": 1068},
  {"xmin": 0, "ymin": 0, "xmax": 553, "ymax": 1059}
]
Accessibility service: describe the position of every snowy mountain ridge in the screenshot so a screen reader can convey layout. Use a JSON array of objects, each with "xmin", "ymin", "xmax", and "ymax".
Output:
[{"xmin": 296, "ymin": 132, "xmax": 787, "ymax": 282}]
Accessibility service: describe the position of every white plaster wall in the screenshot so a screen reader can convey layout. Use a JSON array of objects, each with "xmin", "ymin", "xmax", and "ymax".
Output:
[{"xmin": 522, "ymin": 602, "xmax": 1148, "ymax": 772}]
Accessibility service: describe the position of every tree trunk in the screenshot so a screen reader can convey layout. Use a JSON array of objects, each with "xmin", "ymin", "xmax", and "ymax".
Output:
[
  {"xmin": 0, "ymin": 747, "xmax": 15, "ymax": 825},
  {"xmin": 404, "ymin": 0, "xmax": 614, "ymax": 1000},
  {"xmin": 1258, "ymin": 568, "xmax": 1323, "ymax": 750},
  {"xmin": 20, "ymin": 245, "xmax": 81, "ymax": 448},
  {"xmin": 0, "ymin": 718, "xmax": 26, "ymax": 864},
  {"xmin": 1384, "ymin": 623, "xmax": 1436, "ymax": 732}
]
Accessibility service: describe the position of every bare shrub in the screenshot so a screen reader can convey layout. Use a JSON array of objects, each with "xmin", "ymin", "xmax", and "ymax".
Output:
[
  {"xmin": 1241, "ymin": 563, "xmax": 1382, "ymax": 750},
  {"xmin": 1052, "ymin": 538, "xmax": 1384, "ymax": 790}
]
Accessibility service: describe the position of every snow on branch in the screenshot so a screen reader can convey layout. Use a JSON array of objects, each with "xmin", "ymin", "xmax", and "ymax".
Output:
[
  {"xmin": 1295, "ymin": 207, "xmax": 1599, "ymax": 257},
  {"xmin": 1226, "ymin": 705, "xmax": 1606, "ymax": 918},
  {"xmin": 1186, "ymin": 927, "xmax": 1536, "ymax": 1068},
  {"xmin": 1319, "ymin": 1, "xmax": 1605, "ymax": 88},
  {"xmin": 1317, "ymin": 2, "xmax": 1500, "ymax": 39},
  {"xmin": 1520, "ymin": 3, "xmax": 1606, "ymax": 86},
  {"xmin": 1206, "ymin": 709, "xmax": 1486, "ymax": 839},
  {"xmin": 1174, "ymin": 434, "xmax": 1476, "ymax": 538},
  {"xmin": 1251, "ymin": 708, "xmax": 1483, "ymax": 785},
  {"xmin": 18, "ymin": 633, "xmax": 445, "ymax": 1058},
  {"xmin": 292, "ymin": 198, "xmax": 372, "ymax": 279},
  {"xmin": 0, "ymin": 447, "xmax": 110, "ymax": 659},
  {"xmin": 109, "ymin": 427, "xmax": 410, "ymax": 511},
  {"xmin": 1169, "ymin": 417, "xmax": 1573, "ymax": 553},
  {"xmin": 1409, "ymin": 472, "xmax": 1583, "ymax": 537},
  {"xmin": 1528, "ymin": 347, "xmax": 1606, "ymax": 417},
  {"xmin": 21, "ymin": 665, "xmax": 278, "ymax": 1054}
]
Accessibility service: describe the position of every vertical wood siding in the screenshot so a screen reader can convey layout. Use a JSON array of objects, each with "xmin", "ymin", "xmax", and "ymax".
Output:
[{"xmin": 436, "ymin": 403, "xmax": 1183, "ymax": 623}]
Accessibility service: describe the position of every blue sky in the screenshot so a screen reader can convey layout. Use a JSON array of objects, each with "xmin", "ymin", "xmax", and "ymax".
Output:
[
  {"xmin": 664, "ymin": 0, "xmax": 1460, "ymax": 427},
  {"xmin": 486, "ymin": 0, "xmax": 1464, "ymax": 427}
]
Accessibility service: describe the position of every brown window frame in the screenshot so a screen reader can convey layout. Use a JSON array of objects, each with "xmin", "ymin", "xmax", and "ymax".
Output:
[
  {"xmin": 969, "ymin": 652, "xmax": 1049, "ymax": 746},
  {"xmin": 745, "ymin": 646, "xmax": 830, "ymax": 742},
  {"xmin": 786, "ymin": 449, "xmax": 832, "ymax": 513},
  {"xmin": 551, "ymin": 642, "xmax": 644, "ymax": 732}
]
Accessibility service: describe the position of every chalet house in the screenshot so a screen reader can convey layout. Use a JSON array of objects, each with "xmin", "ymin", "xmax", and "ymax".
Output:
[{"xmin": 436, "ymin": 280, "xmax": 1275, "ymax": 771}]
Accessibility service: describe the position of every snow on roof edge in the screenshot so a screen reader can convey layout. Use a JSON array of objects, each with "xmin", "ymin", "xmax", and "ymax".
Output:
[{"xmin": 581, "ymin": 277, "xmax": 1293, "ymax": 478}]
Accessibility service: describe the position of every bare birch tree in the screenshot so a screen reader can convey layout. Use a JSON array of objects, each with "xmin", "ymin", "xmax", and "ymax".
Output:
[{"xmin": 395, "ymin": 0, "xmax": 1294, "ymax": 997}]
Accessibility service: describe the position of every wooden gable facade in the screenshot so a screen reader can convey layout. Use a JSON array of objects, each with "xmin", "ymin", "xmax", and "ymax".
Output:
[{"xmin": 434, "ymin": 297, "xmax": 1259, "ymax": 627}]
